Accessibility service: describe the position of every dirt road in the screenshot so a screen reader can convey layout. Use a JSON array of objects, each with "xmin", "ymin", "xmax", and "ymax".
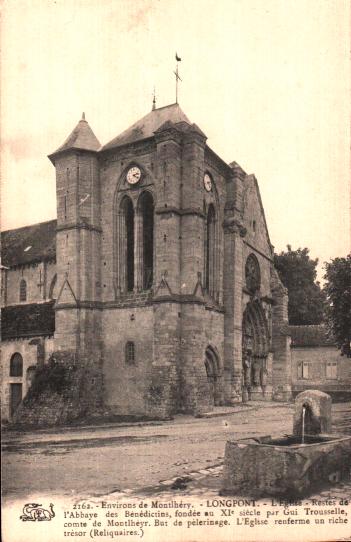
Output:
[{"xmin": 2, "ymin": 402, "xmax": 349, "ymax": 499}]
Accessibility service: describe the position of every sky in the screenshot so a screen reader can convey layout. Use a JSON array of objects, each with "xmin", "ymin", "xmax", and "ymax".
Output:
[{"xmin": 1, "ymin": 0, "xmax": 350, "ymax": 279}]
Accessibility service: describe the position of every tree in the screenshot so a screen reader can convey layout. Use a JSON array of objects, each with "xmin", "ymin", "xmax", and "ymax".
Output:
[
  {"xmin": 323, "ymin": 255, "xmax": 351, "ymax": 356},
  {"xmin": 274, "ymin": 245, "xmax": 326, "ymax": 325}
]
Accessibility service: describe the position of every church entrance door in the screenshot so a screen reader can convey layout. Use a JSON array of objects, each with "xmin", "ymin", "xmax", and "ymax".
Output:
[
  {"xmin": 10, "ymin": 383, "xmax": 22, "ymax": 418},
  {"xmin": 204, "ymin": 346, "xmax": 222, "ymax": 407},
  {"xmin": 242, "ymin": 301, "xmax": 269, "ymax": 400}
]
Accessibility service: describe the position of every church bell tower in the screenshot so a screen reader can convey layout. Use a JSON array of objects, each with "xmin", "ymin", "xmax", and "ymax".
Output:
[{"xmin": 48, "ymin": 114, "xmax": 103, "ymax": 415}]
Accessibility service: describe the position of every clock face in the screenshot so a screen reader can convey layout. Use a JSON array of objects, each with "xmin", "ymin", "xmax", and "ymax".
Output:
[
  {"xmin": 204, "ymin": 173, "xmax": 212, "ymax": 192},
  {"xmin": 127, "ymin": 166, "xmax": 141, "ymax": 185}
]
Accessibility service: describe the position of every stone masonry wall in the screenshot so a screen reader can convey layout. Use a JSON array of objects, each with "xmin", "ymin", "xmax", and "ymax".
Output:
[
  {"xmin": 4, "ymin": 261, "xmax": 56, "ymax": 306},
  {"xmin": 1, "ymin": 337, "xmax": 54, "ymax": 422},
  {"xmin": 179, "ymin": 304, "xmax": 224, "ymax": 414},
  {"xmin": 102, "ymin": 306, "xmax": 155, "ymax": 415},
  {"xmin": 291, "ymin": 346, "xmax": 351, "ymax": 398},
  {"xmin": 12, "ymin": 350, "xmax": 103, "ymax": 426}
]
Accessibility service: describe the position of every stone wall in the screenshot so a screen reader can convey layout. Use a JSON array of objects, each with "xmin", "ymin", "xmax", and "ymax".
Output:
[
  {"xmin": 179, "ymin": 304, "xmax": 224, "ymax": 414},
  {"xmin": 1, "ymin": 337, "xmax": 54, "ymax": 422},
  {"xmin": 102, "ymin": 301, "xmax": 225, "ymax": 417},
  {"xmin": 291, "ymin": 346, "xmax": 351, "ymax": 399},
  {"xmin": 12, "ymin": 350, "xmax": 103, "ymax": 427},
  {"xmin": 102, "ymin": 305, "xmax": 155, "ymax": 415},
  {"xmin": 2, "ymin": 261, "xmax": 56, "ymax": 306}
]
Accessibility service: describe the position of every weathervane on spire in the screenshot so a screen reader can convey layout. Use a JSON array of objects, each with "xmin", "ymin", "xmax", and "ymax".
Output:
[{"xmin": 174, "ymin": 53, "xmax": 182, "ymax": 104}]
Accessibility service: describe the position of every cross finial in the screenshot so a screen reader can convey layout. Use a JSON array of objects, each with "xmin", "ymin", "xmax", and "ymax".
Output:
[{"xmin": 174, "ymin": 53, "xmax": 182, "ymax": 104}]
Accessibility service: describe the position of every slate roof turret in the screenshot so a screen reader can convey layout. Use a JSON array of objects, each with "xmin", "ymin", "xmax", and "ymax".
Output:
[{"xmin": 49, "ymin": 113, "xmax": 100, "ymax": 161}]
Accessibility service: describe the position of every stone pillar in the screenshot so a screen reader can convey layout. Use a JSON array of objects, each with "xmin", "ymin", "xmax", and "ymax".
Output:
[
  {"xmin": 271, "ymin": 267, "xmax": 292, "ymax": 401},
  {"xmin": 146, "ymin": 302, "xmax": 180, "ymax": 418},
  {"xmin": 223, "ymin": 217, "xmax": 246, "ymax": 403},
  {"xmin": 134, "ymin": 211, "xmax": 143, "ymax": 291},
  {"xmin": 263, "ymin": 352, "xmax": 274, "ymax": 400},
  {"xmin": 147, "ymin": 124, "xmax": 184, "ymax": 417},
  {"xmin": 154, "ymin": 123, "xmax": 183, "ymax": 294},
  {"xmin": 223, "ymin": 164, "xmax": 247, "ymax": 404},
  {"xmin": 179, "ymin": 126, "xmax": 207, "ymax": 295},
  {"xmin": 177, "ymin": 125, "xmax": 209, "ymax": 414}
]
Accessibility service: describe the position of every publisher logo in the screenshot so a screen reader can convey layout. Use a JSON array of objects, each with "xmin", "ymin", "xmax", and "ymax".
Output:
[{"xmin": 20, "ymin": 503, "xmax": 55, "ymax": 522}]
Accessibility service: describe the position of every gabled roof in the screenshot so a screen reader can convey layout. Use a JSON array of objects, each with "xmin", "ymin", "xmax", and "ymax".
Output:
[
  {"xmin": 49, "ymin": 114, "xmax": 101, "ymax": 158},
  {"xmin": 101, "ymin": 103, "xmax": 191, "ymax": 151},
  {"xmin": 289, "ymin": 325, "xmax": 335, "ymax": 347},
  {"xmin": 244, "ymin": 174, "xmax": 273, "ymax": 255},
  {"xmin": 2, "ymin": 301, "xmax": 55, "ymax": 340},
  {"xmin": 1, "ymin": 219, "xmax": 56, "ymax": 267}
]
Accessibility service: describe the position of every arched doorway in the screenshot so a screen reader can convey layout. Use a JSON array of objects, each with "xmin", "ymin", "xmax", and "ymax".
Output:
[
  {"xmin": 242, "ymin": 301, "xmax": 269, "ymax": 400},
  {"xmin": 204, "ymin": 346, "xmax": 222, "ymax": 406}
]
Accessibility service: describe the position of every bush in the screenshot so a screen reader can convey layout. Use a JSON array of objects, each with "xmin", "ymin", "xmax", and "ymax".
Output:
[{"xmin": 23, "ymin": 356, "xmax": 75, "ymax": 404}]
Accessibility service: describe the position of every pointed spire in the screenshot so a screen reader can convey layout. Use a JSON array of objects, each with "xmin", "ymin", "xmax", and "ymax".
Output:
[
  {"xmin": 49, "ymin": 112, "xmax": 101, "ymax": 161},
  {"xmin": 152, "ymin": 88, "xmax": 156, "ymax": 111}
]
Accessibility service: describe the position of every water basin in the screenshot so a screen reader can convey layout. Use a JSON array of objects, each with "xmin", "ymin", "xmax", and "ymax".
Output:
[{"xmin": 221, "ymin": 433, "xmax": 351, "ymax": 497}]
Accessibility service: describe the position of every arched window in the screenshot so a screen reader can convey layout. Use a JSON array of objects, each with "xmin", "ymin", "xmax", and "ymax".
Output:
[
  {"xmin": 139, "ymin": 192, "xmax": 154, "ymax": 290},
  {"xmin": 245, "ymin": 253, "xmax": 261, "ymax": 293},
  {"xmin": 118, "ymin": 197, "xmax": 135, "ymax": 292},
  {"xmin": 125, "ymin": 341, "xmax": 135, "ymax": 364},
  {"xmin": 10, "ymin": 353, "xmax": 23, "ymax": 377},
  {"xmin": 19, "ymin": 279, "xmax": 27, "ymax": 302},
  {"xmin": 205, "ymin": 204, "xmax": 216, "ymax": 296}
]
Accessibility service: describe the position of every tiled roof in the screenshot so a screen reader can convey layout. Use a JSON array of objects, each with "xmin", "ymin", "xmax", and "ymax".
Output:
[
  {"xmin": 1, "ymin": 219, "xmax": 56, "ymax": 268},
  {"xmin": 101, "ymin": 103, "xmax": 192, "ymax": 150},
  {"xmin": 289, "ymin": 325, "xmax": 335, "ymax": 347},
  {"xmin": 50, "ymin": 115, "xmax": 101, "ymax": 157},
  {"xmin": 2, "ymin": 301, "xmax": 55, "ymax": 340}
]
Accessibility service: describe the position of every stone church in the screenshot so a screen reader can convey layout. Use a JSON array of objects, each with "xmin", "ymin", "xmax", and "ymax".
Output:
[{"xmin": 1, "ymin": 103, "xmax": 292, "ymax": 424}]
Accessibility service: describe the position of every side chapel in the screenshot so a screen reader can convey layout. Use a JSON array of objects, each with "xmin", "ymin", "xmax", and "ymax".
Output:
[{"xmin": 1, "ymin": 103, "xmax": 291, "ymax": 423}]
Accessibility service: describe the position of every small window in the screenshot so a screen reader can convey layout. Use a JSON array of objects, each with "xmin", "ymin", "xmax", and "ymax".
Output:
[
  {"xmin": 10, "ymin": 353, "xmax": 23, "ymax": 377},
  {"xmin": 326, "ymin": 362, "xmax": 337, "ymax": 379},
  {"xmin": 297, "ymin": 361, "xmax": 309, "ymax": 380},
  {"xmin": 49, "ymin": 274, "xmax": 57, "ymax": 299},
  {"xmin": 19, "ymin": 279, "xmax": 27, "ymax": 302},
  {"xmin": 125, "ymin": 341, "xmax": 135, "ymax": 364}
]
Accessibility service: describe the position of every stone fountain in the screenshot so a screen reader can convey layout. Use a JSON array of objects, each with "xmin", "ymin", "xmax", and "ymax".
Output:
[{"xmin": 221, "ymin": 390, "xmax": 351, "ymax": 497}]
